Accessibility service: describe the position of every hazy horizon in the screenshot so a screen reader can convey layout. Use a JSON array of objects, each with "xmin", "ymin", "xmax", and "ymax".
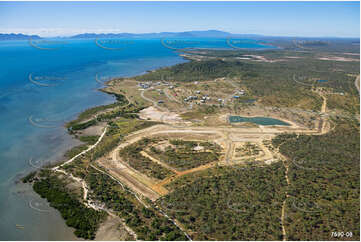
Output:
[
  {"xmin": 1, "ymin": 29, "xmax": 361, "ymax": 39},
  {"xmin": 0, "ymin": 1, "xmax": 359, "ymax": 38}
]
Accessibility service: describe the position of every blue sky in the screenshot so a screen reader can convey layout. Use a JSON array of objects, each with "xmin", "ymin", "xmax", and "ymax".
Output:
[{"xmin": 0, "ymin": 1, "xmax": 359, "ymax": 37}]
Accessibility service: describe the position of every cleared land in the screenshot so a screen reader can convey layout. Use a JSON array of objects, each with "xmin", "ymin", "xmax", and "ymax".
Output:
[{"xmin": 28, "ymin": 42, "xmax": 359, "ymax": 240}]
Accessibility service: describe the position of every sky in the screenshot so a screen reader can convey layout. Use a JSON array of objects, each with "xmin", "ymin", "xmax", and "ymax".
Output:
[{"xmin": 0, "ymin": 1, "xmax": 359, "ymax": 38}]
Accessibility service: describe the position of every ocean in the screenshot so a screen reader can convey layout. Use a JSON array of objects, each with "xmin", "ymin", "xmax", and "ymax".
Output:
[{"xmin": 0, "ymin": 38, "xmax": 273, "ymax": 240}]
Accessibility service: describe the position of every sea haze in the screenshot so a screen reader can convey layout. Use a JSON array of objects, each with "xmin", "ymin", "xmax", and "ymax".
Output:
[{"xmin": 0, "ymin": 37, "xmax": 273, "ymax": 240}]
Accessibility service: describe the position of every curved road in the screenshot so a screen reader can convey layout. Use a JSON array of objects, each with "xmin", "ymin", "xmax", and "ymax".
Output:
[
  {"xmin": 355, "ymin": 75, "xmax": 360, "ymax": 94},
  {"xmin": 140, "ymin": 89, "xmax": 166, "ymax": 111}
]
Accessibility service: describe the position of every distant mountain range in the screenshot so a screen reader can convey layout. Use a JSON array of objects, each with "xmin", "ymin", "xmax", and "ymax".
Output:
[
  {"xmin": 69, "ymin": 30, "xmax": 262, "ymax": 39},
  {"xmin": 0, "ymin": 30, "xmax": 358, "ymax": 40},
  {"xmin": 0, "ymin": 33, "xmax": 41, "ymax": 40},
  {"xmin": 0, "ymin": 30, "xmax": 259, "ymax": 40}
]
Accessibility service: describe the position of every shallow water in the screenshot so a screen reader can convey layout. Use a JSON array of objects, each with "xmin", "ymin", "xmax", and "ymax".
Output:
[
  {"xmin": 0, "ymin": 38, "xmax": 274, "ymax": 240},
  {"xmin": 0, "ymin": 38, "xmax": 187, "ymax": 240}
]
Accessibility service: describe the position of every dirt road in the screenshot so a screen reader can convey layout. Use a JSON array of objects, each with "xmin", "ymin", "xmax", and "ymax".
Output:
[
  {"xmin": 164, "ymin": 88, "xmax": 182, "ymax": 104},
  {"xmin": 355, "ymin": 75, "xmax": 360, "ymax": 94},
  {"xmin": 52, "ymin": 127, "xmax": 107, "ymax": 170},
  {"xmin": 281, "ymin": 158, "xmax": 290, "ymax": 241}
]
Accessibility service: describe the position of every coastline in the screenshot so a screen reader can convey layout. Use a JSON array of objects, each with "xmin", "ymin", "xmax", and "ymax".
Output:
[
  {"xmin": 14, "ymin": 39, "xmax": 360, "ymax": 240},
  {"xmin": 44, "ymin": 53, "xmax": 189, "ymax": 170},
  {"xmin": 23, "ymin": 44, "xmax": 323, "ymax": 239},
  {"xmin": 21, "ymin": 54, "xmax": 190, "ymax": 240}
]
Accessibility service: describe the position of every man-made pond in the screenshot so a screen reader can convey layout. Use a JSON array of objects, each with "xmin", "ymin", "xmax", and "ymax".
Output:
[{"xmin": 229, "ymin": 116, "xmax": 291, "ymax": 126}]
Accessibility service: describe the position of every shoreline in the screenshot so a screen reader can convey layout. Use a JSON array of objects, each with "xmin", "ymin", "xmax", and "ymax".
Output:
[
  {"xmin": 31, "ymin": 54, "xmax": 190, "ymax": 172},
  {"xmin": 20, "ymin": 52, "xmax": 190, "ymax": 240},
  {"xmin": 18, "ymin": 42, "xmax": 359, "ymax": 241}
]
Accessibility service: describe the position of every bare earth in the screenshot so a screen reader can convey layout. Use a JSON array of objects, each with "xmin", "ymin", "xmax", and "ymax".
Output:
[
  {"xmin": 56, "ymin": 73, "xmax": 335, "ymax": 240},
  {"xmin": 139, "ymin": 106, "xmax": 184, "ymax": 123},
  {"xmin": 318, "ymin": 56, "xmax": 359, "ymax": 62},
  {"xmin": 95, "ymin": 215, "xmax": 134, "ymax": 241}
]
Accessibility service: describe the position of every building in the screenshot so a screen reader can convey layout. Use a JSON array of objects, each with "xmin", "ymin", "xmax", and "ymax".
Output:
[{"xmin": 139, "ymin": 83, "xmax": 150, "ymax": 89}]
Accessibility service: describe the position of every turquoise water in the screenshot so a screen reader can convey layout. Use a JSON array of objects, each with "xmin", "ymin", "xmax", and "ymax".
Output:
[
  {"xmin": 0, "ymin": 38, "xmax": 187, "ymax": 240},
  {"xmin": 229, "ymin": 116, "xmax": 290, "ymax": 126},
  {"xmin": 0, "ymin": 38, "xmax": 274, "ymax": 240}
]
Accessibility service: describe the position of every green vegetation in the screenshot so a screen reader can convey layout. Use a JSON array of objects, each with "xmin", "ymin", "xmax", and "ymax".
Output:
[
  {"xmin": 63, "ymin": 136, "xmax": 99, "ymax": 159},
  {"xmin": 149, "ymin": 139, "xmax": 221, "ymax": 170},
  {"xmin": 299, "ymin": 40, "xmax": 329, "ymax": 47},
  {"xmin": 33, "ymin": 172, "xmax": 106, "ymax": 240},
  {"xmin": 272, "ymin": 119, "xmax": 360, "ymax": 240},
  {"xmin": 119, "ymin": 138, "xmax": 174, "ymax": 180},
  {"xmin": 66, "ymin": 103, "xmax": 118, "ymax": 129},
  {"xmin": 326, "ymin": 93, "xmax": 360, "ymax": 117},
  {"xmin": 66, "ymin": 92, "xmax": 137, "ymax": 132},
  {"xmin": 21, "ymin": 171, "xmax": 37, "ymax": 183},
  {"xmin": 135, "ymin": 60, "xmax": 252, "ymax": 82},
  {"xmin": 235, "ymin": 142, "xmax": 261, "ymax": 156},
  {"xmin": 67, "ymin": 103, "xmax": 146, "ymax": 133},
  {"xmin": 78, "ymin": 135, "xmax": 100, "ymax": 145},
  {"xmin": 101, "ymin": 91, "xmax": 129, "ymax": 103},
  {"xmin": 95, "ymin": 104, "xmax": 144, "ymax": 122},
  {"xmin": 158, "ymin": 163, "xmax": 287, "ymax": 240},
  {"xmin": 69, "ymin": 119, "xmax": 97, "ymax": 131},
  {"xmin": 86, "ymin": 167, "xmax": 187, "ymax": 240},
  {"xmin": 63, "ymin": 119, "xmax": 161, "ymax": 178},
  {"xmin": 107, "ymin": 118, "xmax": 161, "ymax": 136},
  {"xmin": 180, "ymin": 105, "xmax": 219, "ymax": 120},
  {"xmin": 136, "ymin": 48, "xmax": 358, "ymax": 110},
  {"xmin": 29, "ymin": 42, "xmax": 360, "ymax": 241},
  {"xmin": 64, "ymin": 145, "xmax": 88, "ymax": 159}
]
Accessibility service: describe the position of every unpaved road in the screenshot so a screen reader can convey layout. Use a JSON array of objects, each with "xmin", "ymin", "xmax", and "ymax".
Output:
[
  {"xmin": 99, "ymin": 117, "xmax": 326, "ymax": 201},
  {"xmin": 355, "ymin": 75, "xmax": 360, "ymax": 94},
  {"xmin": 53, "ymin": 127, "xmax": 107, "ymax": 170},
  {"xmin": 140, "ymin": 89, "xmax": 168, "ymax": 111},
  {"xmin": 164, "ymin": 88, "xmax": 182, "ymax": 104},
  {"xmin": 100, "ymin": 84, "xmax": 331, "ymax": 203},
  {"xmin": 281, "ymin": 158, "xmax": 290, "ymax": 241},
  {"xmin": 141, "ymin": 151, "xmax": 180, "ymax": 174},
  {"xmin": 54, "ymin": 80, "xmax": 331, "ymax": 240}
]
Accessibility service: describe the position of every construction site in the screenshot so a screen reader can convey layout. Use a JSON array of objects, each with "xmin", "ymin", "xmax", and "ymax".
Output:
[{"xmin": 92, "ymin": 76, "xmax": 331, "ymax": 201}]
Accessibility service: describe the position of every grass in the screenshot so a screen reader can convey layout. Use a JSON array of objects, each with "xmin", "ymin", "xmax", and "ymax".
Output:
[
  {"xmin": 119, "ymin": 138, "xmax": 175, "ymax": 180},
  {"xmin": 149, "ymin": 139, "xmax": 222, "ymax": 170}
]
